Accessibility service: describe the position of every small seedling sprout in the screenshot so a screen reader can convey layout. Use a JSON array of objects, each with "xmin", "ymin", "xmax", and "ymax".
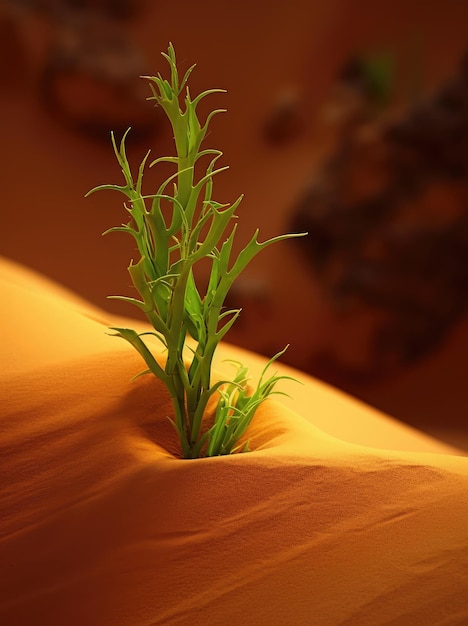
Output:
[{"xmin": 87, "ymin": 44, "xmax": 305, "ymax": 458}]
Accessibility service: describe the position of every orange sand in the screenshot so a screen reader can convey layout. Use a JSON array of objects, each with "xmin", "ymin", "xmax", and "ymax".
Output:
[{"xmin": 1, "ymin": 256, "xmax": 468, "ymax": 625}]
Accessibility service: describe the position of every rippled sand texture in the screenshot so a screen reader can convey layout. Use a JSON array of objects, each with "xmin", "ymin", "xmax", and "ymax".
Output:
[{"xmin": 1, "ymin": 258, "xmax": 468, "ymax": 625}]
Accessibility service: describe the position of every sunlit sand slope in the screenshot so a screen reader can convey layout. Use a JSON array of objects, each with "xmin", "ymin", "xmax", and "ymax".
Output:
[{"xmin": 1, "ymin": 258, "xmax": 467, "ymax": 625}]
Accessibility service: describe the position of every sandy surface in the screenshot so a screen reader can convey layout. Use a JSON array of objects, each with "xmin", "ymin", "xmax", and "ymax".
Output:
[{"xmin": 2, "ymin": 258, "xmax": 468, "ymax": 625}]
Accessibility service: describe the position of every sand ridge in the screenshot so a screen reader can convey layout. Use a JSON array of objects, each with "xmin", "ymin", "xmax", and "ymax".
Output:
[{"xmin": 1, "ymin": 257, "xmax": 468, "ymax": 625}]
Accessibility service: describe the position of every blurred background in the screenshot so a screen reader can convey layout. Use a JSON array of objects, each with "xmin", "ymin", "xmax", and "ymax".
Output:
[{"xmin": 1, "ymin": 0, "xmax": 467, "ymax": 448}]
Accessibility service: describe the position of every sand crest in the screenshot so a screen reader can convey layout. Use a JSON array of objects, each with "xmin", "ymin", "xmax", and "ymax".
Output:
[{"xmin": 1, "ymin": 257, "xmax": 468, "ymax": 625}]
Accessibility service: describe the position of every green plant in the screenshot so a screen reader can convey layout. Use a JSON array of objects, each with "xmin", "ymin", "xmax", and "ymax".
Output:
[{"xmin": 87, "ymin": 44, "xmax": 304, "ymax": 459}]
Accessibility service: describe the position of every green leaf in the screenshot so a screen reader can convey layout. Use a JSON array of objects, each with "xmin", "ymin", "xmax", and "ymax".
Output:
[{"xmin": 109, "ymin": 327, "xmax": 170, "ymax": 385}]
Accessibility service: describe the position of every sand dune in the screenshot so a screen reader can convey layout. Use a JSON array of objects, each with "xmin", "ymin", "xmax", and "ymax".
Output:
[{"xmin": 1, "ymin": 257, "xmax": 468, "ymax": 625}]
